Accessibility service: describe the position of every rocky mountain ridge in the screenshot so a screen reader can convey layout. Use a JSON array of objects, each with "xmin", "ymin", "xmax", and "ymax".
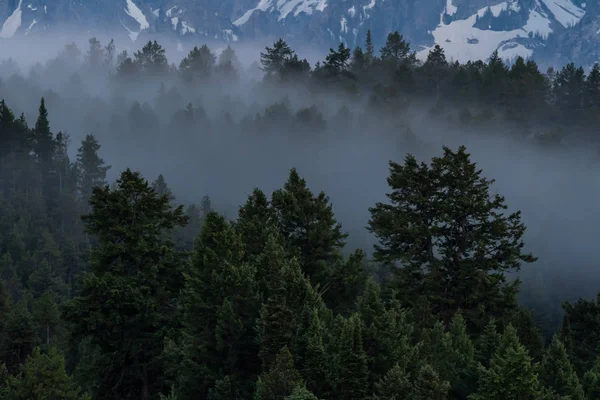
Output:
[{"xmin": 0, "ymin": 0, "xmax": 597, "ymax": 67}]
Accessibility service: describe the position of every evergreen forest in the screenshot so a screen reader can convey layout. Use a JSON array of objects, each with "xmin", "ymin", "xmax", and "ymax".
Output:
[{"xmin": 1, "ymin": 31, "xmax": 600, "ymax": 399}]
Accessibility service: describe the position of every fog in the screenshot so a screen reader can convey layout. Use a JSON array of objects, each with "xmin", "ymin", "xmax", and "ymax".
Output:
[{"xmin": 1, "ymin": 34, "xmax": 599, "ymax": 323}]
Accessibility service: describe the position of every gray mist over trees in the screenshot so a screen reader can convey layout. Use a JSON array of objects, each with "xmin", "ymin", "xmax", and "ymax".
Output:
[{"xmin": 1, "ymin": 33, "xmax": 600, "ymax": 330}]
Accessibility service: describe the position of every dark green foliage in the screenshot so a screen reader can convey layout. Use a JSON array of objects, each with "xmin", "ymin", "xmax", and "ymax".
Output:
[
  {"xmin": 207, "ymin": 376, "xmax": 242, "ymax": 400},
  {"xmin": 0, "ymin": 302, "xmax": 37, "ymax": 373},
  {"xmin": 475, "ymin": 318, "xmax": 501, "ymax": 368},
  {"xmin": 255, "ymin": 347, "xmax": 303, "ymax": 400},
  {"xmin": 285, "ymin": 386, "xmax": 319, "ymax": 400},
  {"xmin": 560, "ymin": 294, "xmax": 600, "ymax": 376},
  {"xmin": 62, "ymin": 169, "xmax": 187, "ymax": 400},
  {"xmin": 76, "ymin": 134, "xmax": 110, "ymax": 208},
  {"xmin": 176, "ymin": 212, "xmax": 260, "ymax": 399},
  {"xmin": 336, "ymin": 314, "xmax": 369, "ymax": 400},
  {"xmin": 470, "ymin": 325, "xmax": 543, "ymax": 399},
  {"xmin": 373, "ymin": 362, "xmax": 451, "ymax": 400},
  {"xmin": 1, "ymin": 347, "xmax": 89, "ymax": 400},
  {"xmin": 271, "ymin": 168, "xmax": 348, "ymax": 290},
  {"xmin": 368, "ymin": 146, "xmax": 536, "ymax": 328},
  {"xmin": 539, "ymin": 335, "xmax": 584, "ymax": 400},
  {"xmin": 2, "ymin": 36, "xmax": 600, "ymax": 400}
]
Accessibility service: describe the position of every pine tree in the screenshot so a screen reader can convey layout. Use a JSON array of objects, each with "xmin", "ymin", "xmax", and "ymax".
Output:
[
  {"xmin": 337, "ymin": 314, "xmax": 369, "ymax": 400},
  {"xmin": 62, "ymin": 169, "xmax": 187, "ymax": 400},
  {"xmin": 236, "ymin": 188, "xmax": 276, "ymax": 263},
  {"xmin": 31, "ymin": 98, "xmax": 55, "ymax": 168},
  {"xmin": 207, "ymin": 376, "xmax": 242, "ymax": 400},
  {"xmin": 539, "ymin": 335, "xmax": 584, "ymax": 400},
  {"xmin": 76, "ymin": 134, "xmax": 110, "ymax": 209},
  {"xmin": 271, "ymin": 168, "xmax": 348, "ymax": 289},
  {"xmin": 260, "ymin": 38, "xmax": 295, "ymax": 76},
  {"xmin": 380, "ymin": 31, "xmax": 416, "ymax": 68},
  {"xmin": 582, "ymin": 355, "xmax": 600, "ymax": 400},
  {"xmin": 368, "ymin": 146, "xmax": 536, "ymax": 329},
  {"xmin": 443, "ymin": 312, "xmax": 477, "ymax": 398},
  {"xmin": 365, "ymin": 29, "xmax": 375, "ymax": 63},
  {"xmin": 470, "ymin": 325, "xmax": 543, "ymax": 400},
  {"xmin": 0, "ymin": 302, "xmax": 37, "ymax": 373},
  {"xmin": 357, "ymin": 278, "xmax": 415, "ymax": 390},
  {"xmin": 180, "ymin": 45, "xmax": 216, "ymax": 82},
  {"xmin": 152, "ymin": 174, "xmax": 175, "ymax": 202},
  {"xmin": 302, "ymin": 312, "xmax": 332, "ymax": 398},
  {"xmin": 255, "ymin": 347, "xmax": 303, "ymax": 400},
  {"xmin": 285, "ymin": 386, "xmax": 319, "ymax": 400},
  {"xmin": 177, "ymin": 212, "xmax": 260, "ymax": 399},
  {"xmin": 373, "ymin": 362, "xmax": 451, "ymax": 400},
  {"xmin": 134, "ymin": 40, "xmax": 169, "ymax": 76},
  {"xmin": 3, "ymin": 347, "xmax": 89, "ymax": 399},
  {"xmin": 257, "ymin": 241, "xmax": 296, "ymax": 369},
  {"xmin": 476, "ymin": 318, "xmax": 501, "ymax": 368}
]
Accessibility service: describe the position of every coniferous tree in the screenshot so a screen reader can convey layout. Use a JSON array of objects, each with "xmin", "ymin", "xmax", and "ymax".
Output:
[
  {"xmin": 539, "ymin": 335, "xmax": 584, "ymax": 400},
  {"xmin": 235, "ymin": 188, "xmax": 276, "ymax": 263},
  {"xmin": 285, "ymin": 386, "xmax": 319, "ymax": 400},
  {"xmin": 470, "ymin": 325, "xmax": 543, "ymax": 400},
  {"xmin": 365, "ymin": 29, "xmax": 375, "ymax": 63},
  {"xmin": 337, "ymin": 314, "xmax": 369, "ymax": 400},
  {"xmin": 176, "ymin": 212, "xmax": 259, "ymax": 399},
  {"xmin": 368, "ymin": 146, "xmax": 536, "ymax": 329},
  {"xmin": 0, "ymin": 302, "xmax": 37, "ymax": 374},
  {"xmin": 180, "ymin": 45, "xmax": 216, "ymax": 82},
  {"xmin": 255, "ymin": 347, "xmax": 303, "ymax": 400},
  {"xmin": 76, "ymin": 134, "xmax": 110, "ymax": 209},
  {"xmin": 152, "ymin": 174, "xmax": 175, "ymax": 202},
  {"xmin": 256, "ymin": 235, "xmax": 296, "ymax": 369},
  {"xmin": 373, "ymin": 362, "xmax": 451, "ymax": 400},
  {"xmin": 476, "ymin": 318, "xmax": 501, "ymax": 368},
  {"xmin": 62, "ymin": 169, "xmax": 187, "ymax": 400},
  {"xmin": 302, "ymin": 311, "xmax": 332, "ymax": 398},
  {"xmin": 582, "ymin": 354, "xmax": 600, "ymax": 400},
  {"xmin": 2, "ymin": 347, "xmax": 89, "ymax": 400},
  {"xmin": 271, "ymin": 168, "xmax": 348, "ymax": 290}
]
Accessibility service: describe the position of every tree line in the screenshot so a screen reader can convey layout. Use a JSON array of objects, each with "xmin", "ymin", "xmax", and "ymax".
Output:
[{"xmin": 0, "ymin": 94, "xmax": 599, "ymax": 399}]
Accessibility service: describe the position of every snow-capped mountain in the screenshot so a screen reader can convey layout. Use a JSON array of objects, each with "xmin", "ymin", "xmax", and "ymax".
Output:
[{"xmin": 0, "ymin": 0, "xmax": 595, "ymax": 67}]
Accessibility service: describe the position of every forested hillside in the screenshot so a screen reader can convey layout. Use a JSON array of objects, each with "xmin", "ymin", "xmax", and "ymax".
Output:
[{"xmin": 1, "ymin": 31, "xmax": 600, "ymax": 399}]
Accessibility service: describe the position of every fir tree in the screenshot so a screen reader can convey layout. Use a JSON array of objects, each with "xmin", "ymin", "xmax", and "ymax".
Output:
[
  {"xmin": 0, "ymin": 302, "xmax": 37, "ymax": 373},
  {"xmin": 235, "ymin": 188, "xmax": 276, "ymax": 263},
  {"xmin": 152, "ymin": 174, "xmax": 175, "ymax": 202},
  {"xmin": 255, "ymin": 347, "xmax": 303, "ymax": 400},
  {"xmin": 470, "ymin": 325, "xmax": 543, "ymax": 400},
  {"xmin": 365, "ymin": 29, "xmax": 375, "ymax": 63},
  {"xmin": 76, "ymin": 134, "xmax": 110, "ymax": 209},
  {"xmin": 285, "ymin": 386, "xmax": 319, "ymax": 400},
  {"xmin": 62, "ymin": 169, "xmax": 187, "ymax": 400},
  {"xmin": 368, "ymin": 146, "xmax": 536, "ymax": 329},
  {"xmin": 271, "ymin": 168, "xmax": 348, "ymax": 289},
  {"xmin": 539, "ymin": 335, "xmax": 584, "ymax": 400},
  {"xmin": 2, "ymin": 347, "xmax": 89, "ymax": 400},
  {"xmin": 337, "ymin": 314, "xmax": 369, "ymax": 400},
  {"xmin": 476, "ymin": 318, "xmax": 501, "ymax": 368}
]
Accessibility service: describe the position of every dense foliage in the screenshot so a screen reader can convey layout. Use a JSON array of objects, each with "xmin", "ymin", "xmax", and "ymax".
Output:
[{"xmin": 1, "ymin": 33, "xmax": 600, "ymax": 399}]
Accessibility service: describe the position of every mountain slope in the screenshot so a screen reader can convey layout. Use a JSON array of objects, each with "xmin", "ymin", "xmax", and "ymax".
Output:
[{"xmin": 0, "ymin": 0, "xmax": 596, "ymax": 66}]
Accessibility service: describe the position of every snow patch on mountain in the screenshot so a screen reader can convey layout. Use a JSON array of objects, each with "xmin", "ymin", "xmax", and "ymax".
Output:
[
  {"xmin": 234, "ymin": 0, "xmax": 328, "ymax": 26},
  {"xmin": 540, "ymin": 0, "xmax": 585, "ymax": 28},
  {"xmin": 125, "ymin": 0, "xmax": 149, "ymax": 29},
  {"xmin": 0, "ymin": 0, "xmax": 23, "ymax": 39},
  {"xmin": 123, "ymin": 0, "xmax": 149, "ymax": 41},
  {"xmin": 25, "ymin": 18, "xmax": 36, "ymax": 35},
  {"xmin": 417, "ymin": 0, "xmax": 565, "ymax": 63},
  {"xmin": 445, "ymin": 0, "xmax": 457, "ymax": 16}
]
